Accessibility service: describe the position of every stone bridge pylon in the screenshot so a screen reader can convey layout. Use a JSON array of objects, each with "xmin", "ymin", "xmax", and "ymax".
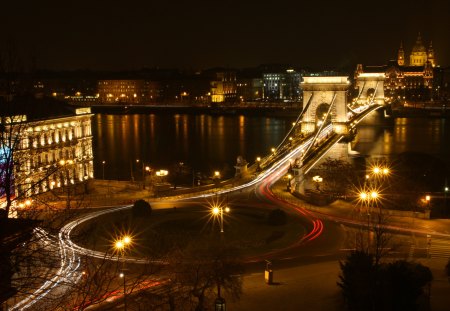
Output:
[
  {"xmin": 300, "ymin": 76, "xmax": 350, "ymax": 136},
  {"xmin": 354, "ymin": 67, "xmax": 385, "ymax": 106}
]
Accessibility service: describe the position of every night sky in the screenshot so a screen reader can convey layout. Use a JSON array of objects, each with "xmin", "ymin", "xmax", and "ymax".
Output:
[{"xmin": 2, "ymin": 0, "xmax": 450, "ymax": 71}]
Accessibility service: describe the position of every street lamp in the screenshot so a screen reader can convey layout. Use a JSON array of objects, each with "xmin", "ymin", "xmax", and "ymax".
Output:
[
  {"xmin": 425, "ymin": 195, "xmax": 431, "ymax": 210},
  {"xmin": 212, "ymin": 204, "xmax": 230, "ymax": 233},
  {"xmin": 287, "ymin": 174, "xmax": 292, "ymax": 191},
  {"xmin": 256, "ymin": 156, "xmax": 261, "ymax": 171},
  {"xmin": 156, "ymin": 169, "xmax": 169, "ymax": 179},
  {"xmin": 113, "ymin": 235, "xmax": 132, "ymax": 311},
  {"xmin": 359, "ymin": 189, "xmax": 379, "ymax": 251},
  {"xmin": 367, "ymin": 164, "xmax": 390, "ymax": 187},
  {"xmin": 214, "ymin": 171, "xmax": 221, "ymax": 186},
  {"xmin": 102, "ymin": 161, "xmax": 106, "ymax": 180},
  {"xmin": 130, "ymin": 159, "xmax": 140, "ymax": 182},
  {"xmin": 312, "ymin": 175, "xmax": 323, "ymax": 191},
  {"xmin": 372, "ymin": 166, "xmax": 389, "ymax": 176},
  {"xmin": 143, "ymin": 166, "xmax": 151, "ymax": 189},
  {"xmin": 445, "ymin": 186, "xmax": 449, "ymax": 214}
]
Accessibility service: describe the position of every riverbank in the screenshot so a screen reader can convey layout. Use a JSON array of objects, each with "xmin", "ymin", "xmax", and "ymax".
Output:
[{"xmin": 89, "ymin": 104, "xmax": 300, "ymax": 117}]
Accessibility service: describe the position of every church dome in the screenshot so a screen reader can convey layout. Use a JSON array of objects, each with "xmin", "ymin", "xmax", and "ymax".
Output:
[{"xmin": 412, "ymin": 33, "xmax": 426, "ymax": 52}]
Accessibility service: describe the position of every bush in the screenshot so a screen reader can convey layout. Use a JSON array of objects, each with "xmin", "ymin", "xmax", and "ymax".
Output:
[
  {"xmin": 338, "ymin": 251, "xmax": 433, "ymax": 311},
  {"xmin": 132, "ymin": 199, "xmax": 152, "ymax": 218},
  {"xmin": 266, "ymin": 208, "xmax": 287, "ymax": 226}
]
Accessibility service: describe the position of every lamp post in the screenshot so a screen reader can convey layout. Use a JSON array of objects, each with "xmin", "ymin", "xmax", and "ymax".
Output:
[
  {"xmin": 212, "ymin": 204, "xmax": 230, "ymax": 233},
  {"xmin": 214, "ymin": 171, "xmax": 221, "ymax": 188},
  {"xmin": 425, "ymin": 195, "xmax": 431, "ymax": 210},
  {"xmin": 359, "ymin": 190, "xmax": 379, "ymax": 251},
  {"xmin": 143, "ymin": 166, "xmax": 150, "ymax": 189},
  {"xmin": 287, "ymin": 174, "xmax": 292, "ymax": 191},
  {"xmin": 367, "ymin": 165, "xmax": 390, "ymax": 187},
  {"xmin": 256, "ymin": 156, "xmax": 261, "ymax": 171},
  {"xmin": 102, "ymin": 161, "xmax": 106, "ymax": 180},
  {"xmin": 445, "ymin": 186, "xmax": 449, "ymax": 215},
  {"xmin": 114, "ymin": 235, "xmax": 132, "ymax": 311},
  {"xmin": 312, "ymin": 175, "xmax": 323, "ymax": 191}
]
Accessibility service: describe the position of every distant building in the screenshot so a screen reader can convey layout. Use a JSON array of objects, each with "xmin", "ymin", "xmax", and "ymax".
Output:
[
  {"xmin": 0, "ymin": 97, "xmax": 94, "ymax": 211},
  {"xmin": 236, "ymin": 78, "xmax": 263, "ymax": 102},
  {"xmin": 97, "ymin": 79, "xmax": 159, "ymax": 104},
  {"xmin": 210, "ymin": 71, "xmax": 237, "ymax": 103},
  {"xmin": 262, "ymin": 69, "xmax": 301, "ymax": 102},
  {"xmin": 355, "ymin": 33, "xmax": 439, "ymax": 103}
]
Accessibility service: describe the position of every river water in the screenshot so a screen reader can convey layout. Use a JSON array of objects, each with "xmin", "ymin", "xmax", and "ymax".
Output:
[{"xmin": 92, "ymin": 111, "xmax": 450, "ymax": 181}]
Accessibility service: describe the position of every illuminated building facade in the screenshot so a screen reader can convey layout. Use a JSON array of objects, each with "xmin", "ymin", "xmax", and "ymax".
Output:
[
  {"xmin": 262, "ymin": 69, "xmax": 301, "ymax": 102},
  {"xmin": 355, "ymin": 33, "xmax": 438, "ymax": 103},
  {"xmin": 98, "ymin": 79, "xmax": 159, "ymax": 104},
  {"xmin": 210, "ymin": 71, "xmax": 237, "ymax": 103},
  {"xmin": 1, "ymin": 98, "xmax": 94, "ymax": 204}
]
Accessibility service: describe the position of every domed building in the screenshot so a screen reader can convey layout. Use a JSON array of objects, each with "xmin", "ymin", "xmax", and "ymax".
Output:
[
  {"xmin": 387, "ymin": 33, "xmax": 435, "ymax": 102},
  {"xmin": 403, "ymin": 33, "xmax": 435, "ymax": 67},
  {"xmin": 355, "ymin": 33, "xmax": 439, "ymax": 104}
]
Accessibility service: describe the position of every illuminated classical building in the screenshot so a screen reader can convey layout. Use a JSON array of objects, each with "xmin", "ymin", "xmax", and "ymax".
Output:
[
  {"xmin": 355, "ymin": 33, "xmax": 437, "ymax": 103},
  {"xmin": 1, "ymin": 97, "xmax": 94, "ymax": 207}
]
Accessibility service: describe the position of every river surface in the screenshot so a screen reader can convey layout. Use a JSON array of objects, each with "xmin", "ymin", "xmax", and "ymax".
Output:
[{"xmin": 92, "ymin": 111, "xmax": 450, "ymax": 181}]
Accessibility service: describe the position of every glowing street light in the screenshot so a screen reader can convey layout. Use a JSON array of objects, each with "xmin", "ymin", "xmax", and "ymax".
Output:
[
  {"xmin": 211, "ymin": 204, "xmax": 230, "ymax": 233},
  {"xmin": 370, "ymin": 191, "xmax": 378, "ymax": 199},
  {"xmin": 445, "ymin": 186, "xmax": 449, "ymax": 211},
  {"xmin": 102, "ymin": 160, "xmax": 106, "ymax": 180},
  {"xmin": 287, "ymin": 174, "xmax": 292, "ymax": 191},
  {"xmin": 312, "ymin": 175, "xmax": 323, "ymax": 191},
  {"xmin": 358, "ymin": 188, "xmax": 380, "ymax": 250},
  {"xmin": 113, "ymin": 235, "xmax": 133, "ymax": 311},
  {"xmin": 123, "ymin": 235, "xmax": 132, "ymax": 245},
  {"xmin": 256, "ymin": 156, "xmax": 261, "ymax": 171},
  {"xmin": 425, "ymin": 195, "xmax": 431, "ymax": 210},
  {"xmin": 115, "ymin": 240, "xmax": 124, "ymax": 251},
  {"xmin": 360, "ymin": 192, "xmax": 368, "ymax": 200}
]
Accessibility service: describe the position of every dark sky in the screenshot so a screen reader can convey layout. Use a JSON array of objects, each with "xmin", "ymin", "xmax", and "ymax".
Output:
[{"xmin": 2, "ymin": 0, "xmax": 450, "ymax": 71}]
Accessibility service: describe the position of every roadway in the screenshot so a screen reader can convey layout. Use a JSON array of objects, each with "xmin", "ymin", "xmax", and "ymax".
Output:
[{"xmin": 17, "ymin": 102, "xmax": 450, "ymax": 309}]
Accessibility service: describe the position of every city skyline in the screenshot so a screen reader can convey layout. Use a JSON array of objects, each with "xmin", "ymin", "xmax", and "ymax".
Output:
[{"xmin": 2, "ymin": 0, "xmax": 450, "ymax": 71}]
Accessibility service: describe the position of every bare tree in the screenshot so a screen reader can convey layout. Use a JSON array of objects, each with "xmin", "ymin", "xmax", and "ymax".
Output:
[{"xmin": 165, "ymin": 239, "xmax": 244, "ymax": 311}]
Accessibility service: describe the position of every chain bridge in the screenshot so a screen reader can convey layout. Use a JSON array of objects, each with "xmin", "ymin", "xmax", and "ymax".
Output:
[{"xmin": 255, "ymin": 73, "xmax": 387, "ymax": 194}]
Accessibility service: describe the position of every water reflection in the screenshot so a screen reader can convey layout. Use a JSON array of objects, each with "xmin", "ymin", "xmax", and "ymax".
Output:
[
  {"xmin": 93, "ymin": 111, "xmax": 450, "ymax": 181},
  {"xmin": 353, "ymin": 112, "xmax": 450, "ymax": 165},
  {"xmin": 93, "ymin": 114, "xmax": 293, "ymax": 180}
]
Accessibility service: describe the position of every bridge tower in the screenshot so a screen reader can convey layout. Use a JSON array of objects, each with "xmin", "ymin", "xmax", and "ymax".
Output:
[
  {"xmin": 354, "ymin": 72, "xmax": 385, "ymax": 106},
  {"xmin": 300, "ymin": 76, "xmax": 350, "ymax": 135}
]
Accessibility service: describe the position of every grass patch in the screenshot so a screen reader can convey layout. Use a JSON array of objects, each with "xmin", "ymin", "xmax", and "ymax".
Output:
[{"xmin": 74, "ymin": 206, "xmax": 306, "ymax": 258}]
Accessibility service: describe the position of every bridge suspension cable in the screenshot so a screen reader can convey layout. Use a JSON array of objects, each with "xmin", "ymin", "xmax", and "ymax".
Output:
[
  {"xmin": 274, "ymin": 93, "xmax": 315, "ymax": 152},
  {"xmin": 300, "ymin": 92, "xmax": 337, "ymax": 162},
  {"xmin": 369, "ymin": 81, "xmax": 379, "ymax": 104},
  {"xmin": 355, "ymin": 80, "xmax": 366, "ymax": 102}
]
